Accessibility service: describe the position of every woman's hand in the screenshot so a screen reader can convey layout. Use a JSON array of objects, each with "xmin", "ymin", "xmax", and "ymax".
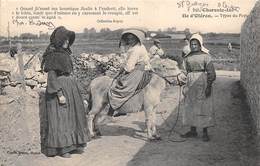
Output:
[
  {"xmin": 119, "ymin": 67, "xmax": 125, "ymax": 74},
  {"xmin": 58, "ymin": 95, "xmax": 66, "ymax": 105},
  {"xmin": 182, "ymin": 86, "xmax": 188, "ymax": 97},
  {"xmin": 119, "ymin": 67, "xmax": 129, "ymax": 75},
  {"xmin": 205, "ymin": 86, "xmax": 212, "ymax": 98},
  {"xmin": 177, "ymin": 72, "xmax": 187, "ymax": 86}
]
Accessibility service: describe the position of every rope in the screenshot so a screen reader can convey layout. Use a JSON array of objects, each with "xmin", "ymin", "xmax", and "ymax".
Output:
[
  {"xmin": 160, "ymin": 81, "xmax": 216, "ymax": 143},
  {"xmin": 167, "ymin": 86, "xmax": 182, "ymax": 137},
  {"xmin": 152, "ymin": 71, "xmax": 180, "ymax": 85},
  {"xmin": 159, "ymin": 85, "xmax": 186, "ymax": 142}
]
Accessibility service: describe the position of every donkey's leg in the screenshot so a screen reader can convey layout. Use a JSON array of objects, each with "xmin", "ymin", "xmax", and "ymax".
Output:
[
  {"xmin": 87, "ymin": 99, "xmax": 105, "ymax": 139},
  {"xmin": 93, "ymin": 113, "xmax": 102, "ymax": 136},
  {"xmin": 144, "ymin": 89, "xmax": 157, "ymax": 140},
  {"xmin": 151, "ymin": 108, "xmax": 161, "ymax": 140},
  {"xmin": 93, "ymin": 102, "xmax": 108, "ymax": 137},
  {"xmin": 144, "ymin": 106, "xmax": 161, "ymax": 141},
  {"xmin": 144, "ymin": 108, "xmax": 154, "ymax": 140},
  {"xmin": 144, "ymin": 90, "xmax": 162, "ymax": 140},
  {"xmin": 87, "ymin": 108, "xmax": 99, "ymax": 139}
]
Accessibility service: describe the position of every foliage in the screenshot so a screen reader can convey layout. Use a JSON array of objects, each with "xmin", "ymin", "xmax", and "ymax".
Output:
[{"xmin": 20, "ymin": 33, "xmax": 38, "ymax": 40}]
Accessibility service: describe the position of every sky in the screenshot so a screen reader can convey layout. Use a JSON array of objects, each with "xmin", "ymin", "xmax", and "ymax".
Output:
[{"xmin": 0, "ymin": 0, "xmax": 257, "ymax": 36}]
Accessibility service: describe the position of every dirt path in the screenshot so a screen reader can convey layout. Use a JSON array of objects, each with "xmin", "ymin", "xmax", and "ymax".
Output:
[{"xmin": 4, "ymin": 71, "xmax": 260, "ymax": 166}]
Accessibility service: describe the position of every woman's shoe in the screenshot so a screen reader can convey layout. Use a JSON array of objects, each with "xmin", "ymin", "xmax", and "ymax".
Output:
[
  {"xmin": 113, "ymin": 112, "xmax": 127, "ymax": 117},
  {"xmin": 180, "ymin": 131, "xmax": 198, "ymax": 138},
  {"xmin": 202, "ymin": 127, "xmax": 210, "ymax": 142},
  {"xmin": 60, "ymin": 153, "xmax": 71, "ymax": 158},
  {"xmin": 202, "ymin": 134, "xmax": 210, "ymax": 142},
  {"xmin": 72, "ymin": 147, "xmax": 85, "ymax": 154},
  {"xmin": 100, "ymin": 116, "xmax": 114, "ymax": 124},
  {"xmin": 71, "ymin": 150, "xmax": 84, "ymax": 154}
]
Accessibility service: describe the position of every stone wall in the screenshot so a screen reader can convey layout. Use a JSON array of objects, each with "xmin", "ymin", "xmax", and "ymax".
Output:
[
  {"xmin": 240, "ymin": 1, "xmax": 260, "ymax": 134},
  {"xmin": 0, "ymin": 86, "xmax": 41, "ymax": 165}
]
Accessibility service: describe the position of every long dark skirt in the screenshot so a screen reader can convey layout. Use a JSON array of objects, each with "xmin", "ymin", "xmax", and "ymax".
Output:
[
  {"xmin": 43, "ymin": 75, "xmax": 89, "ymax": 156},
  {"xmin": 108, "ymin": 68, "xmax": 152, "ymax": 110}
]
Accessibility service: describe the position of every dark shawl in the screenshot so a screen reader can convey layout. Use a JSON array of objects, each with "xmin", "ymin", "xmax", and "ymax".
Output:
[{"xmin": 42, "ymin": 26, "xmax": 75, "ymax": 74}]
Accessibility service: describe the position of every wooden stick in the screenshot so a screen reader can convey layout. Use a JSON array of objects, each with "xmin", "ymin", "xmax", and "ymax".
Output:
[{"xmin": 17, "ymin": 43, "xmax": 26, "ymax": 91}]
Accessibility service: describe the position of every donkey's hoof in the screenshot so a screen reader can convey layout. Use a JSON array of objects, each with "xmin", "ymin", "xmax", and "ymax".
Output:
[
  {"xmin": 91, "ymin": 135, "xmax": 101, "ymax": 140},
  {"xmin": 99, "ymin": 116, "xmax": 115, "ymax": 125},
  {"xmin": 96, "ymin": 132, "xmax": 102, "ymax": 137},
  {"xmin": 94, "ymin": 130, "xmax": 102, "ymax": 136},
  {"xmin": 148, "ymin": 138, "xmax": 160, "ymax": 142},
  {"xmin": 114, "ymin": 112, "xmax": 127, "ymax": 117},
  {"xmin": 153, "ymin": 135, "xmax": 162, "ymax": 141},
  {"xmin": 148, "ymin": 135, "xmax": 162, "ymax": 142}
]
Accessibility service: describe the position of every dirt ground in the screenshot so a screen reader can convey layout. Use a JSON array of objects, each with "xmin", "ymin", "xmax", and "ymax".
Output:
[{"xmin": 1, "ymin": 70, "xmax": 260, "ymax": 166}]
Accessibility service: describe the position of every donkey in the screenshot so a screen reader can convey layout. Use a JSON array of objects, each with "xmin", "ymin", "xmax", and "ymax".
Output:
[{"xmin": 86, "ymin": 58, "xmax": 186, "ymax": 141}]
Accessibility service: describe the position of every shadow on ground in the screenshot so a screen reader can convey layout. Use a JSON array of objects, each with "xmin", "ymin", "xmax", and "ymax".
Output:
[{"xmin": 125, "ymin": 76, "xmax": 259, "ymax": 166}]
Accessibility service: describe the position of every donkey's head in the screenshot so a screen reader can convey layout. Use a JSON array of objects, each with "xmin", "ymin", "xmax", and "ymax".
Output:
[{"xmin": 150, "ymin": 57, "xmax": 186, "ymax": 85}]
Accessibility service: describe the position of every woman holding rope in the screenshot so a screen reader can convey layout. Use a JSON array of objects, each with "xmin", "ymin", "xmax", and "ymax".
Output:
[{"xmin": 181, "ymin": 33, "xmax": 216, "ymax": 142}]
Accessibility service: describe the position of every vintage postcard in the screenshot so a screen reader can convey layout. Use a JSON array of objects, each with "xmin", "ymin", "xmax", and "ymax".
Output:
[{"xmin": 0, "ymin": 0, "xmax": 259, "ymax": 165}]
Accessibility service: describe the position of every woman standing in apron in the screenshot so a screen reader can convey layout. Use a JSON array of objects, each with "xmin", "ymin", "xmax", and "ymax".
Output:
[{"xmin": 181, "ymin": 33, "xmax": 216, "ymax": 142}]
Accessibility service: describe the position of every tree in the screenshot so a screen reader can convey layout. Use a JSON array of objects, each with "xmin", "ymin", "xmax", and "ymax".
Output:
[
  {"xmin": 184, "ymin": 28, "xmax": 190, "ymax": 33},
  {"xmin": 83, "ymin": 28, "xmax": 89, "ymax": 34},
  {"xmin": 184, "ymin": 28, "xmax": 191, "ymax": 39},
  {"xmin": 20, "ymin": 33, "xmax": 38, "ymax": 39},
  {"xmin": 166, "ymin": 27, "xmax": 176, "ymax": 33},
  {"xmin": 100, "ymin": 28, "xmax": 111, "ymax": 33},
  {"xmin": 0, "ymin": 36, "xmax": 6, "ymax": 40},
  {"xmin": 39, "ymin": 31, "xmax": 49, "ymax": 40},
  {"xmin": 89, "ymin": 27, "xmax": 96, "ymax": 34}
]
